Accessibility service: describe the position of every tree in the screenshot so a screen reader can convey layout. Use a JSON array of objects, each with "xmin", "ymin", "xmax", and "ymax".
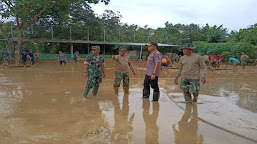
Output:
[
  {"xmin": 208, "ymin": 25, "xmax": 228, "ymax": 43},
  {"xmin": 242, "ymin": 24, "xmax": 257, "ymax": 45},
  {"xmin": 0, "ymin": 0, "xmax": 110, "ymax": 54}
]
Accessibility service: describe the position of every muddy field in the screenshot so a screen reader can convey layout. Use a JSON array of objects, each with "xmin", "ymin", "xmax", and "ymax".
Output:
[{"xmin": 0, "ymin": 59, "xmax": 257, "ymax": 144}]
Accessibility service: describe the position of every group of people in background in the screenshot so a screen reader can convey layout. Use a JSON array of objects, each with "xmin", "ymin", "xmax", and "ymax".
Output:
[
  {"xmin": 228, "ymin": 52, "xmax": 249, "ymax": 72},
  {"xmin": 203, "ymin": 52, "xmax": 250, "ymax": 72},
  {"xmin": 19, "ymin": 49, "xmax": 41, "ymax": 67},
  {"xmin": 2, "ymin": 47, "xmax": 251, "ymax": 74},
  {"xmin": 208, "ymin": 54, "xmax": 222, "ymax": 70},
  {"xmin": 57, "ymin": 50, "xmax": 81, "ymax": 67}
]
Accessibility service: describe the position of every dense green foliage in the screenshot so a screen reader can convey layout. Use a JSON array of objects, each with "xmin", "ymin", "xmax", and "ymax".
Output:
[
  {"xmin": 0, "ymin": 0, "xmax": 257, "ymax": 58},
  {"xmin": 193, "ymin": 41, "xmax": 255, "ymax": 59}
]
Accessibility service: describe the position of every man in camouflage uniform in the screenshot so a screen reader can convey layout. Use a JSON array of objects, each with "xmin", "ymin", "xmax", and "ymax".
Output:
[
  {"xmin": 83, "ymin": 46, "xmax": 105, "ymax": 99},
  {"xmin": 1, "ymin": 49, "xmax": 11, "ymax": 69},
  {"xmin": 0, "ymin": 49, "xmax": 3, "ymax": 64},
  {"xmin": 175, "ymin": 44, "xmax": 207, "ymax": 104},
  {"xmin": 240, "ymin": 52, "xmax": 249, "ymax": 69},
  {"xmin": 112, "ymin": 47, "xmax": 136, "ymax": 95}
]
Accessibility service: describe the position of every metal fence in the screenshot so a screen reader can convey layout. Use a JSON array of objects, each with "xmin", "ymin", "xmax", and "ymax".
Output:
[{"xmin": 0, "ymin": 23, "xmax": 168, "ymax": 43}]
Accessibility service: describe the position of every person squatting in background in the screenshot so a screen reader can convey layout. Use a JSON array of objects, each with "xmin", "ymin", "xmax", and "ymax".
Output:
[{"xmin": 161, "ymin": 56, "xmax": 168, "ymax": 70}]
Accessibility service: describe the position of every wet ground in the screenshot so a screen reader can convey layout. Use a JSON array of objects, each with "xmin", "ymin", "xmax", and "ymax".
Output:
[{"xmin": 0, "ymin": 60, "xmax": 257, "ymax": 144}]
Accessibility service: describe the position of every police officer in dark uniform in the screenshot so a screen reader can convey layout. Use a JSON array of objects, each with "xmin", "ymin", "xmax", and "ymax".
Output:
[{"xmin": 143, "ymin": 42, "xmax": 162, "ymax": 101}]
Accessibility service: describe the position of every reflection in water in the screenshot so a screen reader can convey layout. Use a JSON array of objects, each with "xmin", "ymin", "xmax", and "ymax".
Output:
[
  {"xmin": 111, "ymin": 94, "xmax": 135, "ymax": 143},
  {"xmin": 173, "ymin": 104, "xmax": 203, "ymax": 144},
  {"xmin": 143, "ymin": 100, "xmax": 159, "ymax": 144}
]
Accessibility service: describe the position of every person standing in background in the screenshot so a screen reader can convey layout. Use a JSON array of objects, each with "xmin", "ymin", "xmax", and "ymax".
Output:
[
  {"xmin": 28, "ymin": 49, "xmax": 35, "ymax": 65},
  {"xmin": 73, "ymin": 51, "xmax": 81, "ymax": 65},
  {"xmin": 58, "ymin": 51, "xmax": 67, "ymax": 67},
  {"xmin": 21, "ymin": 50, "xmax": 31, "ymax": 68},
  {"xmin": 35, "ymin": 50, "xmax": 41, "ymax": 61},
  {"xmin": 1, "ymin": 49, "xmax": 11, "ymax": 69},
  {"xmin": 240, "ymin": 52, "xmax": 249, "ymax": 69},
  {"xmin": 216, "ymin": 54, "xmax": 222, "ymax": 68}
]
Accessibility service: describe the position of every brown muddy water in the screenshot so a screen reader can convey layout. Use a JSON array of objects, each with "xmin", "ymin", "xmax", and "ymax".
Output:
[{"xmin": 0, "ymin": 60, "xmax": 257, "ymax": 144}]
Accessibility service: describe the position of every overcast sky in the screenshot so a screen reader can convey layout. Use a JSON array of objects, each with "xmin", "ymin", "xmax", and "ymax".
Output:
[{"xmin": 91, "ymin": 0, "xmax": 257, "ymax": 31}]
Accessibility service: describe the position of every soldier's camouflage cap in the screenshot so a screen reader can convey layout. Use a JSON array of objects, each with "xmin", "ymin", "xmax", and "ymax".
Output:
[
  {"xmin": 92, "ymin": 46, "xmax": 100, "ymax": 50},
  {"xmin": 119, "ymin": 47, "xmax": 127, "ymax": 51},
  {"xmin": 181, "ymin": 43, "xmax": 196, "ymax": 50}
]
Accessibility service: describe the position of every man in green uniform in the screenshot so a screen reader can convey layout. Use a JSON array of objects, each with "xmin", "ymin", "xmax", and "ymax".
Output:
[
  {"xmin": 83, "ymin": 46, "xmax": 105, "ymax": 99},
  {"xmin": 1, "ymin": 49, "xmax": 11, "ymax": 69},
  {"xmin": 175, "ymin": 44, "xmax": 207, "ymax": 104},
  {"xmin": 0, "ymin": 49, "xmax": 3, "ymax": 63},
  {"xmin": 240, "ymin": 52, "xmax": 249, "ymax": 69},
  {"xmin": 112, "ymin": 47, "xmax": 136, "ymax": 95}
]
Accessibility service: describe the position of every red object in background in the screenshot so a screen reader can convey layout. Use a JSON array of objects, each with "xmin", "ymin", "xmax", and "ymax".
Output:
[
  {"xmin": 216, "ymin": 55, "xmax": 221, "ymax": 60},
  {"xmin": 209, "ymin": 54, "xmax": 222, "ymax": 62},
  {"xmin": 137, "ymin": 51, "xmax": 149, "ymax": 56},
  {"xmin": 209, "ymin": 54, "xmax": 216, "ymax": 60}
]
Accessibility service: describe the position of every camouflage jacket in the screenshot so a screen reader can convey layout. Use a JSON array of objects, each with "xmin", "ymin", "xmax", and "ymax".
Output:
[
  {"xmin": 1, "ymin": 52, "xmax": 10, "ymax": 60},
  {"xmin": 84, "ymin": 55, "xmax": 104, "ymax": 77}
]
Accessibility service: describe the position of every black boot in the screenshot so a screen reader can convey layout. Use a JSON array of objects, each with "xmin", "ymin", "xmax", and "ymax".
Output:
[
  {"xmin": 143, "ymin": 89, "xmax": 150, "ymax": 98},
  {"xmin": 152, "ymin": 91, "xmax": 160, "ymax": 101}
]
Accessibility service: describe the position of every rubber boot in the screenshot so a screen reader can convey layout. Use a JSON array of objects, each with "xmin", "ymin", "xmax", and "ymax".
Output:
[
  {"xmin": 152, "ymin": 91, "xmax": 160, "ymax": 101},
  {"xmin": 83, "ymin": 87, "xmax": 90, "ymax": 99},
  {"xmin": 123, "ymin": 86, "xmax": 129, "ymax": 95},
  {"xmin": 92, "ymin": 86, "xmax": 99, "ymax": 96},
  {"xmin": 114, "ymin": 87, "xmax": 119, "ymax": 95},
  {"xmin": 193, "ymin": 96, "xmax": 198, "ymax": 103},
  {"xmin": 143, "ymin": 89, "xmax": 150, "ymax": 99}
]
